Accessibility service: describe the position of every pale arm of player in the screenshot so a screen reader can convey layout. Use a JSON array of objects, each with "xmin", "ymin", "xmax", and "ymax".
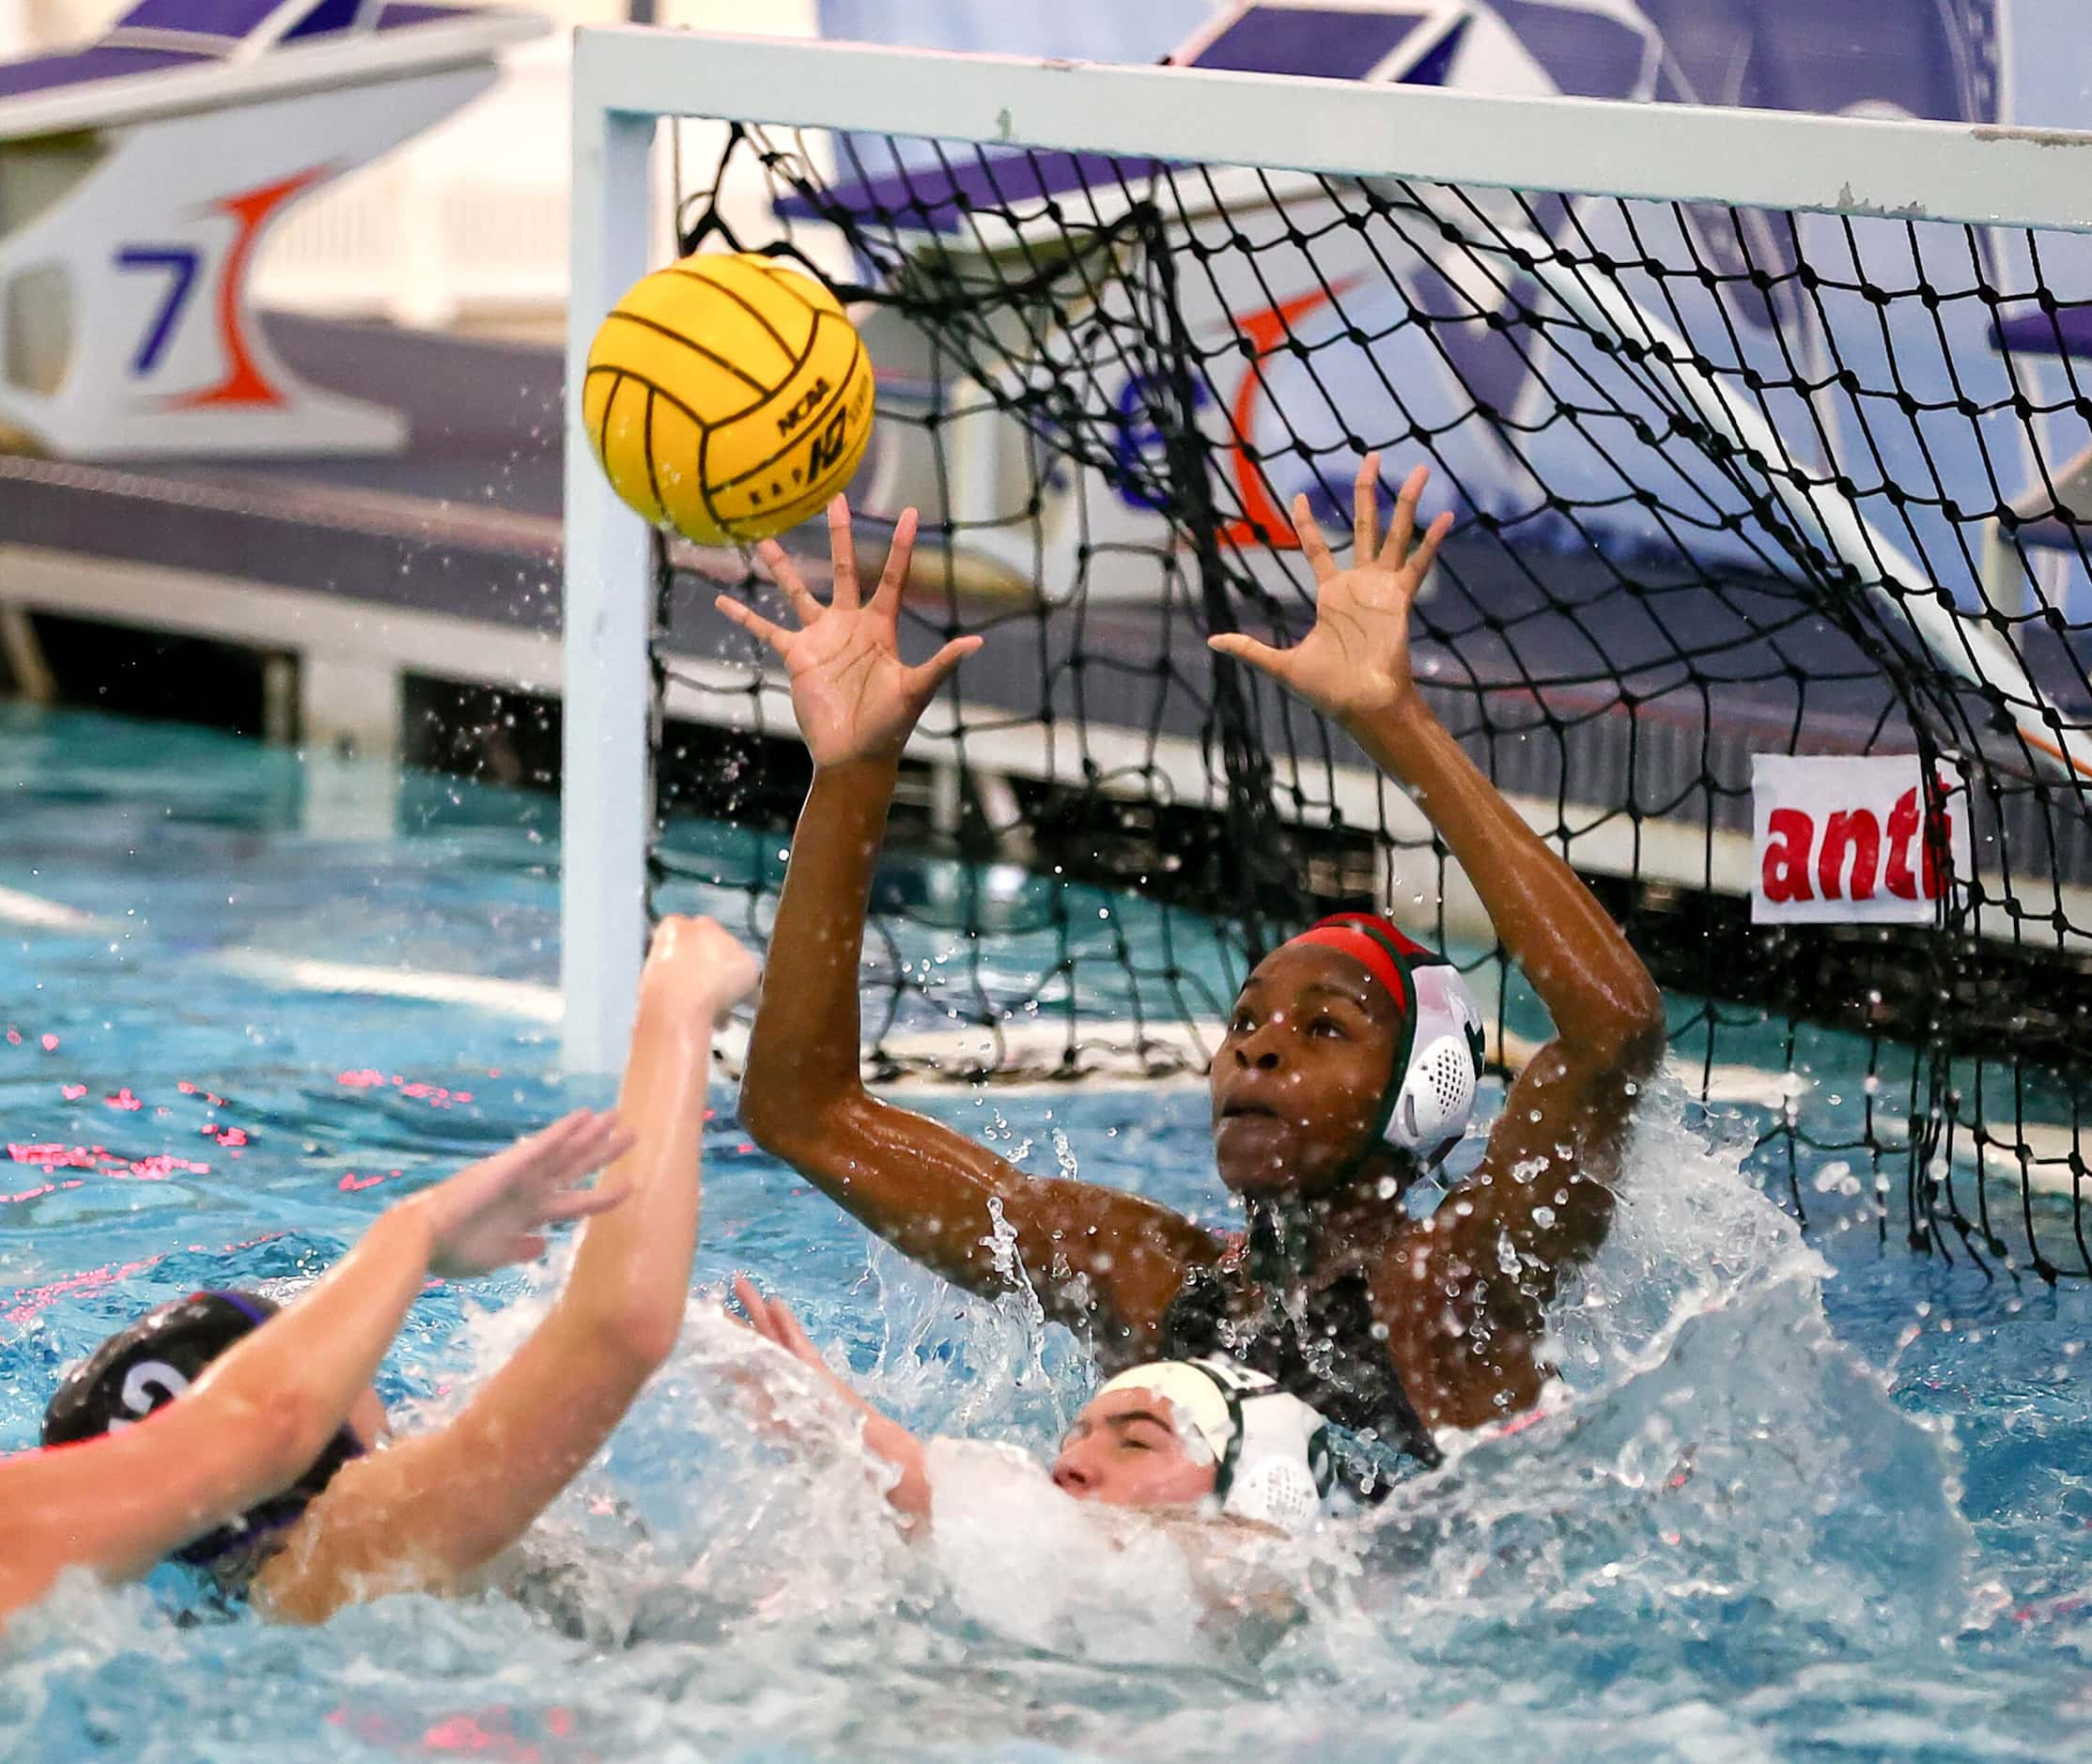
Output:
[
  {"xmin": 254, "ymin": 921, "xmax": 755, "ymax": 1623},
  {"xmin": 0, "ymin": 1117, "xmax": 628, "ymax": 1625},
  {"xmin": 728, "ymin": 1276, "xmax": 933, "ymax": 1529}
]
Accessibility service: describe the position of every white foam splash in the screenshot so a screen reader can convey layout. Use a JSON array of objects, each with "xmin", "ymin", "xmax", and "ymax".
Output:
[
  {"xmin": 415, "ymin": 1075, "xmax": 1970, "ymax": 1695},
  {"xmin": 1360, "ymin": 1078, "xmax": 1972, "ymax": 1680}
]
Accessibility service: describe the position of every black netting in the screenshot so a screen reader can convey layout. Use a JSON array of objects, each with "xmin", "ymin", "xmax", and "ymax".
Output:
[{"xmin": 645, "ymin": 121, "xmax": 2092, "ymax": 1278}]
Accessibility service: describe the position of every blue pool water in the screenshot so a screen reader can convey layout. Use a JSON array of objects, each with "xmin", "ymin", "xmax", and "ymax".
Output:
[{"xmin": 5, "ymin": 703, "xmax": 2092, "ymax": 1761}]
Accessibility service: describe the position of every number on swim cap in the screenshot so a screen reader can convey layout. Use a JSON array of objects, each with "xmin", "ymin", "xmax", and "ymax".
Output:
[{"xmin": 108, "ymin": 1358, "xmax": 191, "ymax": 1431}]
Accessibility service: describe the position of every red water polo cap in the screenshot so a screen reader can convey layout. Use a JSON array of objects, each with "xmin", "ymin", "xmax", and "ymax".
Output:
[{"xmin": 1285, "ymin": 912, "xmax": 1430, "ymax": 1017}]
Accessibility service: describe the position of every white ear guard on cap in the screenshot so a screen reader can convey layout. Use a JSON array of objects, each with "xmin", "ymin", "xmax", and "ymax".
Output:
[
  {"xmin": 1385, "ymin": 961, "xmax": 1484, "ymax": 1163},
  {"xmin": 1094, "ymin": 1354, "xmax": 1333, "ymax": 1533},
  {"xmin": 1211, "ymin": 1362, "xmax": 1332, "ymax": 1532}
]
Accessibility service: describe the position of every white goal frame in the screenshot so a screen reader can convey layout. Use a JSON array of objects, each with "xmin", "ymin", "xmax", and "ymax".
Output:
[{"xmin": 562, "ymin": 23, "xmax": 2092, "ymax": 1074}]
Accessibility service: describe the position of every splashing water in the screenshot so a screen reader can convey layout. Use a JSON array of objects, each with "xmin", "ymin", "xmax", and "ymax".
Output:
[
  {"xmin": 6, "ymin": 706, "xmax": 2092, "ymax": 1759},
  {"xmin": 1356, "ymin": 1090, "xmax": 1971, "ymax": 1721},
  {"xmin": 134, "ymin": 1077, "xmax": 1958, "ymax": 1758}
]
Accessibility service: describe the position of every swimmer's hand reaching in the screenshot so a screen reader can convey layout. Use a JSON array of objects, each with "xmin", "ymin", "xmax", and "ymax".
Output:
[
  {"xmin": 414, "ymin": 1108, "xmax": 633, "ymax": 1277},
  {"xmin": 728, "ymin": 1276, "xmax": 933, "ymax": 1527},
  {"xmin": 731, "ymin": 1275, "xmax": 841, "ymax": 1381},
  {"xmin": 1206, "ymin": 454, "xmax": 1453, "ymax": 732},
  {"xmin": 715, "ymin": 497, "xmax": 983, "ymax": 766}
]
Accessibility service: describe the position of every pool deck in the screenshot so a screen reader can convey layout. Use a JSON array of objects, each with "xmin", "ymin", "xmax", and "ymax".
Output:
[{"xmin": 2, "ymin": 314, "xmax": 2087, "ymax": 925}]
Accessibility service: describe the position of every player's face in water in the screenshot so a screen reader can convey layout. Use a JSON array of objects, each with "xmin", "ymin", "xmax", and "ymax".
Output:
[
  {"xmin": 1050, "ymin": 1387, "xmax": 1219, "ymax": 1507},
  {"xmin": 1211, "ymin": 942, "xmax": 1404, "ymax": 1198}
]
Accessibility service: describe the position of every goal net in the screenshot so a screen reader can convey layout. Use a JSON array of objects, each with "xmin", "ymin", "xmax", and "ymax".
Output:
[{"xmin": 563, "ymin": 24, "xmax": 2092, "ymax": 1277}]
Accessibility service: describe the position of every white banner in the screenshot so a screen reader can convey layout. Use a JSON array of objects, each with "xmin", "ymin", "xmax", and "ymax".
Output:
[{"xmin": 1751, "ymin": 754, "xmax": 1970, "ymax": 925}]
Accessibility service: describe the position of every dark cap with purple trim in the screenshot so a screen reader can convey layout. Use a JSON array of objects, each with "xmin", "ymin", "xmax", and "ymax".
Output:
[{"xmin": 42, "ymin": 1289, "xmax": 363, "ymax": 1570}]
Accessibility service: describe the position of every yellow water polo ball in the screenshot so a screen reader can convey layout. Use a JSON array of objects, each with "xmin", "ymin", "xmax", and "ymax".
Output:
[{"xmin": 583, "ymin": 253, "xmax": 875, "ymax": 547}]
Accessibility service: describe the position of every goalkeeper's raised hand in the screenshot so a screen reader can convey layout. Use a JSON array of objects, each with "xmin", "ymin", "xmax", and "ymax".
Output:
[
  {"xmin": 716, "ymin": 497, "xmax": 982, "ymax": 768},
  {"xmin": 1207, "ymin": 453, "xmax": 1452, "ymax": 733}
]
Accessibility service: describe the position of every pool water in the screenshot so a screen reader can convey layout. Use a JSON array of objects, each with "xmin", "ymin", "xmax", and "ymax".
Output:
[{"xmin": 5, "ymin": 704, "xmax": 2092, "ymax": 1762}]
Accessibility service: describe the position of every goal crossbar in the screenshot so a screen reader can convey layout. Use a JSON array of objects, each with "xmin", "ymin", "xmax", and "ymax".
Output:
[
  {"xmin": 562, "ymin": 24, "xmax": 2092, "ymax": 1074},
  {"xmin": 573, "ymin": 27, "xmax": 2092, "ymax": 233}
]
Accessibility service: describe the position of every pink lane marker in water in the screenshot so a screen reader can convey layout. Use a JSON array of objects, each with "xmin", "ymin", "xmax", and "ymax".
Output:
[
  {"xmin": 122, "ymin": 1154, "xmax": 210, "ymax": 1181},
  {"xmin": 7, "ymin": 1142, "xmax": 211, "ymax": 1181},
  {"xmin": 338, "ymin": 1069, "xmax": 472, "ymax": 1108},
  {"xmin": 8, "ymin": 1143, "xmax": 100, "ymax": 1170},
  {"xmin": 2, "ymin": 1178, "xmax": 89, "ymax": 1204},
  {"xmin": 5, "ymin": 1251, "xmax": 168, "ymax": 1325},
  {"xmin": 104, "ymin": 1088, "xmax": 143, "ymax": 1111},
  {"xmin": 418, "ymin": 1711, "xmax": 545, "ymax": 1760},
  {"xmin": 59, "ymin": 1084, "xmax": 86, "ymax": 1101},
  {"xmin": 338, "ymin": 1172, "xmax": 387, "ymax": 1193},
  {"xmin": 39, "ymin": 1034, "xmax": 58, "ymax": 1052},
  {"xmin": 5, "ymin": 1028, "xmax": 20, "ymax": 1045}
]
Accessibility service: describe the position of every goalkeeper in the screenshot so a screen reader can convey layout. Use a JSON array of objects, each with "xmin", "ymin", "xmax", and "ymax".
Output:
[{"xmin": 717, "ymin": 457, "xmax": 1665, "ymax": 1472}]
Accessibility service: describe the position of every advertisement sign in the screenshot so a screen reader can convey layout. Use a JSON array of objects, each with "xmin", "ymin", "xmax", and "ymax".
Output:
[{"xmin": 1751, "ymin": 754, "xmax": 1971, "ymax": 925}]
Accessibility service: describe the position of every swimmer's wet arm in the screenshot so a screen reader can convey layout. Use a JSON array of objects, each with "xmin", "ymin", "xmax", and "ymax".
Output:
[
  {"xmin": 740, "ymin": 758, "xmax": 1215, "ymax": 1342},
  {"xmin": 1175, "ymin": 1520, "xmax": 1309, "ymax": 1638},
  {"xmin": 731, "ymin": 1278, "xmax": 932, "ymax": 1527},
  {"xmin": 549, "ymin": 920, "xmax": 759, "ymax": 1364},
  {"xmin": 253, "ymin": 922, "xmax": 752, "ymax": 1623},
  {"xmin": 727, "ymin": 500, "xmax": 1218, "ymax": 1350},
  {"xmin": 0, "ymin": 1199, "xmax": 439, "ymax": 1621},
  {"xmin": 0, "ymin": 1110, "xmax": 633, "ymax": 1624},
  {"xmin": 1348, "ymin": 691, "xmax": 1663, "ymax": 1291},
  {"xmin": 1348, "ymin": 705, "xmax": 1665, "ymax": 1088},
  {"xmin": 1212, "ymin": 456, "xmax": 1664, "ymax": 1256},
  {"xmin": 1356, "ymin": 695, "xmax": 1663, "ymax": 1294}
]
